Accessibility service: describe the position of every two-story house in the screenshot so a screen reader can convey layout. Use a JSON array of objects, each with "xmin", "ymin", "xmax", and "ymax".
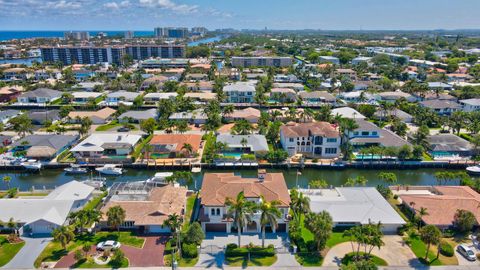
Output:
[
  {"xmin": 223, "ymin": 81, "xmax": 256, "ymax": 103},
  {"xmin": 199, "ymin": 171, "xmax": 290, "ymax": 233},
  {"xmin": 459, "ymin": 99, "xmax": 480, "ymax": 112},
  {"xmin": 419, "ymin": 99, "xmax": 462, "ymax": 116},
  {"xmin": 280, "ymin": 122, "xmax": 341, "ymax": 158},
  {"xmin": 347, "ymin": 119, "xmax": 410, "ymax": 151}
]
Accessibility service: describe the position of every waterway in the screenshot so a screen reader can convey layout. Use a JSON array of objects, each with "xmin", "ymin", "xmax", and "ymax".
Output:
[
  {"xmin": 0, "ymin": 57, "xmax": 42, "ymax": 66},
  {"xmin": 187, "ymin": 35, "xmax": 223, "ymax": 46},
  {"xmin": 1, "ymin": 167, "xmax": 476, "ymax": 192},
  {"xmin": 0, "ymin": 31, "xmax": 154, "ymax": 41}
]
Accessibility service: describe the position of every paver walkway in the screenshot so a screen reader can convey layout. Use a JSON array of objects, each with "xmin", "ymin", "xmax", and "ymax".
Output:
[
  {"xmin": 2, "ymin": 236, "xmax": 51, "ymax": 269},
  {"xmin": 55, "ymin": 235, "xmax": 167, "ymax": 268},
  {"xmin": 323, "ymin": 235, "xmax": 422, "ymax": 267}
]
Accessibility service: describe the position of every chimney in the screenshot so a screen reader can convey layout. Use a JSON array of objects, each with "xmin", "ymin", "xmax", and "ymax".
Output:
[{"xmin": 258, "ymin": 169, "xmax": 266, "ymax": 181}]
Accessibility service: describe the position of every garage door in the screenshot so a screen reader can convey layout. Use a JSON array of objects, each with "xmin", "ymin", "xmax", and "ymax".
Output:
[
  {"xmin": 276, "ymin": 223, "xmax": 287, "ymax": 232},
  {"xmin": 205, "ymin": 223, "xmax": 227, "ymax": 232}
]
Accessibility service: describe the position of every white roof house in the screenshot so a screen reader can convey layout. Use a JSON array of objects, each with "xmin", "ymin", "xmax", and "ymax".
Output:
[
  {"xmin": 299, "ymin": 187, "xmax": 406, "ymax": 232},
  {"xmin": 71, "ymin": 133, "xmax": 142, "ymax": 153},
  {"xmin": 332, "ymin": 107, "xmax": 366, "ymax": 119},
  {"xmin": 0, "ymin": 181, "xmax": 94, "ymax": 235}
]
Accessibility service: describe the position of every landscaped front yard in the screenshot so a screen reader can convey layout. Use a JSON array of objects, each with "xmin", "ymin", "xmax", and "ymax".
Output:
[
  {"xmin": 224, "ymin": 244, "xmax": 277, "ymax": 267},
  {"xmin": 0, "ymin": 236, "xmax": 25, "ymax": 267},
  {"xmin": 34, "ymin": 232, "xmax": 144, "ymax": 268}
]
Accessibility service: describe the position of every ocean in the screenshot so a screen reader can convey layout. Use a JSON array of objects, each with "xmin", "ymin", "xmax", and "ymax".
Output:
[{"xmin": 0, "ymin": 31, "xmax": 154, "ymax": 41}]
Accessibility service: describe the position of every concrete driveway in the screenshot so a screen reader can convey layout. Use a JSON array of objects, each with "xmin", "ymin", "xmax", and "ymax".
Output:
[
  {"xmin": 2, "ymin": 236, "xmax": 51, "ymax": 269},
  {"xmin": 455, "ymin": 244, "xmax": 480, "ymax": 266},
  {"xmin": 323, "ymin": 235, "xmax": 421, "ymax": 267},
  {"xmin": 201, "ymin": 232, "xmax": 290, "ymax": 248}
]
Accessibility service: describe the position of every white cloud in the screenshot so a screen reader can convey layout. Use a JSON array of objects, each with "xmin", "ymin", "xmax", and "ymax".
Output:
[
  {"xmin": 138, "ymin": 0, "xmax": 198, "ymax": 14},
  {"xmin": 104, "ymin": 0, "xmax": 130, "ymax": 9},
  {"xmin": 46, "ymin": 0, "xmax": 82, "ymax": 9}
]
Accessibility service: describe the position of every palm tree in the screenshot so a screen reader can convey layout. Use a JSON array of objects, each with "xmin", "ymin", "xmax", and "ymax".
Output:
[
  {"xmin": 2, "ymin": 176, "xmax": 11, "ymax": 189},
  {"xmin": 417, "ymin": 207, "xmax": 429, "ymax": 229},
  {"xmin": 420, "ymin": 225, "xmax": 441, "ymax": 261},
  {"xmin": 163, "ymin": 213, "xmax": 183, "ymax": 255},
  {"xmin": 225, "ymin": 191, "xmax": 256, "ymax": 247},
  {"xmin": 181, "ymin": 143, "xmax": 193, "ymax": 157},
  {"xmin": 52, "ymin": 226, "xmax": 75, "ymax": 250},
  {"xmin": 232, "ymin": 119, "xmax": 253, "ymax": 135},
  {"xmin": 290, "ymin": 190, "xmax": 310, "ymax": 223},
  {"xmin": 240, "ymin": 138, "xmax": 248, "ymax": 154},
  {"xmin": 69, "ymin": 209, "xmax": 101, "ymax": 234},
  {"xmin": 259, "ymin": 196, "xmax": 282, "ymax": 247},
  {"xmin": 106, "ymin": 206, "xmax": 126, "ymax": 234},
  {"xmin": 222, "ymin": 105, "xmax": 235, "ymax": 117}
]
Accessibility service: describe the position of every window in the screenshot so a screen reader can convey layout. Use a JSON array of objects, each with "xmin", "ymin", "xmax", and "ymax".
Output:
[
  {"xmin": 361, "ymin": 131, "xmax": 369, "ymax": 136},
  {"xmin": 289, "ymin": 138, "xmax": 294, "ymax": 142},
  {"xmin": 326, "ymin": 138, "xmax": 337, "ymax": 143},
  {"xmin": 325, "ymin": 148, "xmax": 337, "ymax": 154},
  {"xmin": 353, "ymin": 132, "xmax": 359, "ymax": 136},
  {"xmin": 216, "ymin": 208, "xmax": 220, "ymax": 216},
  {"xmin": 372, "ymin": 131, "xmax": 378, "ymax": 136},
  {"xmin": 211, "ymin": 208, "xmax": 215, "ymax": 216}
]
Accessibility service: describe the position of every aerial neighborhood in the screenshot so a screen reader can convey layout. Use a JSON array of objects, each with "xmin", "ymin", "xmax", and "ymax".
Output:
[{"xmin": 1, "ymin": 24, "xmax": 480, "ymax": 270}]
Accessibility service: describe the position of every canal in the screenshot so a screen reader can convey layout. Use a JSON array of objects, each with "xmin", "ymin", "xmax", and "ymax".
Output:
[{"xmin": 1, "ymin": 168, "xmax": 477, "ymax": 191}]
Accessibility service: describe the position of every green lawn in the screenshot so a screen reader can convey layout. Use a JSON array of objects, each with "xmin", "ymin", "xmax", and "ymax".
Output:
[
  {"xmin": 408, "ymin": 236, "xmax": 442, "ymax": 266},
  {"xmin": 83, "ymin": 192, "xmax": 107, "ymax": 211},
  {"xmin": 75, "ymin": 257, "xmax": 129, "ymax": 268},
  {"xmin": 225, "ymin": 255, "xmax": 277, "ymax": 266},
  {"xmin": 132, "ymin": 134, "xmax": 153, "ymax": 160},
  {"xmin": 0, "ymin": 236, "xmax": 25, "ymax": 267},
  {"xmin": 341, "ymin": 252, "xmax": 388, "ymax": 266},
  {"xmin": 95, "ymin": 120, "xmax": 122, "ymax": 131},
  {"xmin": 34, "ymin": 232, "xmax": 144, "ymax": 267},
  {"xmin": 164, "ymin": 253, "xmax": 199, "ymax": 267},
  {"xmin": 184, "ymin": 194, "xmax": 197, "ymax": 228}
]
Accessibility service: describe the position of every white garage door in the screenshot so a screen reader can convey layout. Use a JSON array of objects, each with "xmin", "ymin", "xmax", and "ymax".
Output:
[
  {"xmin": 30, "ymin": 220, "xmax": 56, "ymax": 234},
  {"xmin": 149, "ymin": 225, "xmax": 171, "ymax": 233}
]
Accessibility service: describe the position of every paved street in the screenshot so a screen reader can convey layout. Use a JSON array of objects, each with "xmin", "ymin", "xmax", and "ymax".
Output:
[{"xmin": 2, "ymin": 236, "xmax": 51, "ymax": 269}]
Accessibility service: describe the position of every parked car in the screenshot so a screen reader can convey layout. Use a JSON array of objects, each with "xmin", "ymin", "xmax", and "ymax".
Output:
[
  {"xmin": 457, "ymin": 244, "xmax": 476, "ymax": 261},
  {"xmin": 96, "ymin": 240, "xmax": 121, "ymax": 251},
  {"xmin": 117, "ymin": 127, "xmax": 131, "ymax": 132}
]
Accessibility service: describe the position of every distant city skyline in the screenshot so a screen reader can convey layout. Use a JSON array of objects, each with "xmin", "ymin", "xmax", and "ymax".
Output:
[{"xmin": 1, "ymin": 0, "xmax": 480, "ymax": 31}]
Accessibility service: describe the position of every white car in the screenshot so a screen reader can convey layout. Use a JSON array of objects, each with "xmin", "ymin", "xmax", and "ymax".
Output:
[
  {"xmin": 96, "ymin": 240, "xmax": 121, "ymax": 251},
  {"xmin": 457, "ymin": 244, "xmax": 476, "ymax": 261}
]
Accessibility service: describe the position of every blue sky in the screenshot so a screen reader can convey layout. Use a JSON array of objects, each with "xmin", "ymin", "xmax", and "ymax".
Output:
[{"xmin": 0, "ymin": 0, "xmax": 479, "ymax": 30}]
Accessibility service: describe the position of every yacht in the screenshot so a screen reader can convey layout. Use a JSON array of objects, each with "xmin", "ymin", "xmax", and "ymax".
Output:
[
  {"xmin": 21, "ymin": 159, "xmax": 42, "ymax": 170},
  {"xmin": 146, "ymin": 172, "xmax": 173, "ymax": 184},
  {"xmin": 466, "ymin": 165, "xmax": 480, "ymax": 175},
  {"xmin": 191, "ymin": 164, "xmax": 202, "ymax": 173},
  {"xmin": 64, "ymin": 164, "xmax": 88, "ymax": 174},
  {"xmin": 95, "ymin": 164, "xmax": 123, "ymax": 175}
]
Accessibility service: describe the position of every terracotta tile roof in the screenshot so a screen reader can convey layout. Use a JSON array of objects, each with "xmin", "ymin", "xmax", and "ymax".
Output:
[
  {"xmin": 229, "ymin": 107, "xmax": 261, "ymax": 119},
  {"xmin": 101, "ymin": 185, "xmax": 187, "ymax": 226},
  {"xmin": 150, "ymin": 134, "xmax": 202, "ymax": 153},
  {"xmin": 200, "ymin": 173, "xmax": 290, "ymax": 207},
  {"xmin": 280, "ymin": 121, "xmax": 339, "ymax": 138},
  {"xmin": 399, "ymin": 186, "xmax": 480, "ymax": 227},
  {"xmin": 69, "ymin": 107, "xmax": 116, "ymax": 119}
]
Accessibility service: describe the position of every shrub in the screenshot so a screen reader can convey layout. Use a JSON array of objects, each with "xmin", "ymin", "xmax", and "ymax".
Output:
[
  {"xmin": 439, "ymin": 241, "xmax": 454, "ymax": 257},
  {"xmin": 226, "ymin": 243, "xmax": 238, "ymax": 250},
  {"xmin": 312, "ymin": 158, "xmax": 318, "ymax": 163},
  {"xmin": 182, "ymin": 242, "xmax": 198, "ymax": 258},
  {"xmin": 74, "ymin": 250, "xmax": 84, "ymax": 262},
  {"xmin": 393, "ymin": 194, "xmax": 398, "ymax": 199}
]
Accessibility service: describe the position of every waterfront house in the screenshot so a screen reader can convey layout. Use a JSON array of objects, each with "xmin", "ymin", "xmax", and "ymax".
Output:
[
  {"xmin": 280, "ymin": 122, "xmax": 341, "ymax": 158},
  {"xmin": 332, "ymin": 107, "xmax": 366, "ymax": 119},
  {"xmin": 68, "ymin": 107, "xmax": 116, "ymax": 124},
  {"xmin": 269, "ymin": 88, "xmax": 297, "ymax": 103},
  {"xmin": 0, "ymin": 86, "xmax": 23, "ymax": 102},
  {"xmin": 216, "ymin": 134, "xmax": 269, "ymax": 157},
  {"xmin": 347, "ymin": 119, "xmax": 410, "ymax": 151},
  {"xmin": 299, "ymin": 91, "xmax": 336, "ymax": 106},
  {"xmin": 397, "ymin": 186, "xmax": 480, "ymax": 229},
  {"xmin": 71, "ymin": 91, "xmax": 103, "ymax": 104},
  {"xmin": 2, "ymin": 68, "xmax": 28, "ymax": 81},
  {"xmin": 17, "ymin": 88, "xmax": 62, "ymax": 104},
  {"xmin": 182, "ymin": 81, "xmax": 214, "ymax": 92},
  {"xmin": 184, "ymin": 92, "xmax": 217, "ymax": 102},
  {"xmin": 143, "ymin": 92, "xmax": 178, "ymax": 104},
  {"xmin": 118, "ymin": 108, "xmax": 158, "ymax": 123},
  {"xmin": 34, "ymin": 68, "xmax": 61, "ymax": 81},
  {"xmin": 99, "ymin": 184, "xmax": 187, "ymax": 233},
  {"xmin": 272, "ymin": 83, "xmax": 304, "ymax": 92},
  {"xmin": 12, "ymin": 134, "xmax": 78, "ymax": 161},
  {"xmin": 28, "ymin": 110, "xmax": 61, "ymax": 125},
  {"xmin": 70, "ymin": 133, "xmax": 142, "ymax": 162},
  {"xmin": 426, "ymin": 134, "xmax": 474, "ymax": 159},
  {"xmin": 169, "ymin": 109, "xmax": 207, "ymax": 125},
  {"xmin": 0, "ymin": 181, "xmax": 94, "ymax": 235},
  {"xmin": 199, "ymin": 171, "xmax": 290, "ymax": 233},
  {"xmin": 105, "ymin": 90, "xmax": 141, "ymax": 106},
  {"xmin": 149, "ymin": 134, "xmax": 202, "ymax": 158},
  {"xmin": 0, "ymin": 109, "xmax": 21, "ymax": 125},
  {"xmin": 72, "ymin": 69, "xmax": 95, "ymax": 81},
  {"xmin": 223, "ymin": 81, "xmax": 256, "ymax": 103},
  {"xmin": 224, "ymin": 107, "xmax": 261, "ymax": 123},
  {"xmin": 459, "ymin": 98, "xmax": 480, "ymax": 112},
  {"xmin": 419, "ymin": 99, "xmax": 461, "ymax": 116},
  {"xmin": 377, "ymin": 91, "xmax": 416, "ymax": 103},
  {"xmin": 73, "ymin": 81, "xmax": 104, "ymax": 91},
  {"xmin": 373, "ymin": 108, "xmax": 413, "ymax": 123},
  {"xmin": 300, "ymin": 187, "xmax": 406, "ymax": 233}
]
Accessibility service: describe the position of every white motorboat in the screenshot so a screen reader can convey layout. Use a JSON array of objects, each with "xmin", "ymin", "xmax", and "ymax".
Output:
[
  {"xmin": 82, "ymin": 178, "xmax": 106, "ymax": 189},
  {"xmin": 64, "ymin": 164, "xmax": 88, "ymax": 174},
  {"xmin": 466, "ymin": 165, "xmax": 480, "ymax": 175},
  {"xmin": 95, "ymin": 164, "xmax": 123, "ymax": 175},
  {"xmin": 21, "ymin": 159, "xmax": 42, "ymax": 170},
  {"xmin": 146, "ymin": 172, "xmax": 173, "ymax": 184},
  {"xmin": 191, "ymin": 165, "xmax": 202, "ymax": 173}
]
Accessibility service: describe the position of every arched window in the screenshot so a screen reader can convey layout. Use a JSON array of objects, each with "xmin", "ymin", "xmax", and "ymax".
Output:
[
  {"xmin": 216, "ymin": 208, "xmax": 220, "ymax": 216},
  {"xmin": 211, "ymin": 208, "xmax": 215, "ymax": 216}
]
